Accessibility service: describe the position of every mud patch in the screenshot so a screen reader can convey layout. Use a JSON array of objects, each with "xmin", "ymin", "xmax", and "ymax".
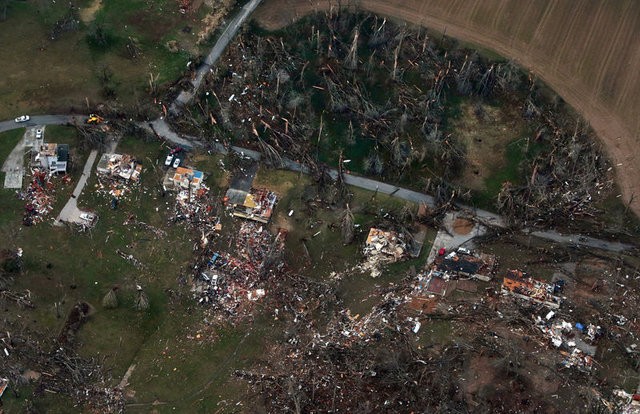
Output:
[
  {"xmin": 452, "ymin": 217, "xmax": 474, "ymax": 235},
  {"xmin": 80, "ymin": 0, "xmax": 103, "ymax": 23},
  {"xmin": 451, "ymin": 102, "xmax": 526, "ymax": 191}
]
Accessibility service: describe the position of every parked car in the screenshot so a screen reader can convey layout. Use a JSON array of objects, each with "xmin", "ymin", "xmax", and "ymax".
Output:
[
  {"xmin": 86, "ymin": 114, "xmax": 104, "ymax": 124},
  {"xmin": 172, "ymin": 157, "xmax": 181, "ymax": 168},
  {"xmin": 165, "ymin": 154, "xmax": 174, "ymax": 166},
  {"xmin": 35, "ymin": 128, "xmax": 43, "ymax": 139},
  {"xmin": 79, "ymin": 212, "xmax": 96, "ymax": 223},
  {"xmin": 79, "ymin": 212, "xmax": 91, "ymax": 220},
  {"xmin": 14, "ymin": 115, "xmax": 30, "ymax": 123}
]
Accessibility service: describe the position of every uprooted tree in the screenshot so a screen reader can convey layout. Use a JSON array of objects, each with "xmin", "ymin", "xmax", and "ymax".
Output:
[{"xmin": 180, "ymin": 10, "xmax": 611, "ymax": 225}]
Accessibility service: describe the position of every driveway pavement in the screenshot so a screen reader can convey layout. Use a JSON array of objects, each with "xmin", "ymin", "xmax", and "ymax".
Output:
[
  {"xmin": 55, "ymin": 150, "xmax": 98, "ymax": 226},
  {"xmin": 2, "ymin": 126, "xmax": 44, "ymax": 189}
]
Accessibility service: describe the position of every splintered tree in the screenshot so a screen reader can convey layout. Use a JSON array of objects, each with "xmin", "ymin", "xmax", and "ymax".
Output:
[
  {"xmin": 197, "ymin": 10, "xmax": 609, "ymax": 224},
  {"xmin": 102, "ymin": 286, "xmax": 119, "ymax": 309},
  {"xmin": 344, "ymin": 27, "xmax": 359, "ymax": 70},
  {"xmin": 76, "ymin": 124, "xmax": 109, "ymax": 151},
  {"xmin": 134, "ymin": 285, "xmax": 149, "ymax": 311},
  {"xmin": 126, "ymin": 36, "xmax": 142, "ymax": 59},
  {"xmin": 0, "ymin": 0, "xmax": 9, "ymax": 21},
  {"xmin": 340, "ymin": 204, "xmax": 355, "ymax": 244},
  {"xmin": 260, "ymin": 231, "xmax": 284, "ymax": 279}
]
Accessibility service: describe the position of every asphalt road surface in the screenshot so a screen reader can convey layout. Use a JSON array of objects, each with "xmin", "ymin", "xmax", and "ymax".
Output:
[
  {"xmin": 0, "ymin": 115, "xmax": 82, "ymax": 133},
  {"xmin": 171, "ymin": 0, "xmax": 263, "ymax": 112}
]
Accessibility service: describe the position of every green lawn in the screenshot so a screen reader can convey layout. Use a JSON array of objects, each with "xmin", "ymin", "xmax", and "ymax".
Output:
[
  {"xmin": 0, "ymin": 0, "xmax": 215, "ymax": 120},
  {"xmin": 0, "ymin": 128, "xmax": 24, "ymax": 161}
]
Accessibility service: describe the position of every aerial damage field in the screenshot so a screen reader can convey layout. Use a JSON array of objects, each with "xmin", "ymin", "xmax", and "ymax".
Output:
[
  {"xmin": 0, "ymin": 0, "xmax": 237, "ymax": 119},
  {"xmin": 254, "ymin": 0, "xmax": 640, "ymax": 218},
  {"xmin": 183, "ymin": 11, "xmax": 629, "ymax": 233},
  {"xmin": 1, "ymin": 4, "xmax": 640, "ymax": 414}
]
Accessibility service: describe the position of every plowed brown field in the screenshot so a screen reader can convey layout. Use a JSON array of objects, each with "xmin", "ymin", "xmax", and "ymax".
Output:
[{"xmin": 255, "ymin": 0, "xmax": 640, "ymax": 216}]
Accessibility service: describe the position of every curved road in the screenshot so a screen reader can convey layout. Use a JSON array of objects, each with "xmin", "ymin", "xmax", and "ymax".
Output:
[
  {"xmin": 0, "ymin": 6, "xmax": 634, "ymax": 253},
  {"xmin": 253, "ymin": 0, "xmax": 640, "ymax": 218}
]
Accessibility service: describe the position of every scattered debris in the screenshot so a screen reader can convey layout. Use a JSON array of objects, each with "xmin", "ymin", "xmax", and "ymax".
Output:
[
  {"xmin": 192, "ymin": 221, "xmax": 285, "ymax": 322},
  {"xmin": 0, "ymin": 377, "xmax": 8, "ymax": 399},
  {"xmin": 502, "ymin": 269, "xmax": 562, "ymax": 309},
  {"xmin": 115, "ymin": 249, "xmax": 145, "ymax": 269},
  {"xmin": 361, "ymin": 228, "xmax": 409, "ymax": 277},
  {"xmin": 226, "ymin": 188, "xmax": 277, "ymax": 223},
  {"xmin": 533, "ymin": 316, "xmax": 600, "ymax": 371},
  {"xmin": 0, "ymin": 290, "xmax": 34, "ymax": 308},
  {"xmin": 613, "ymin": 388, "xmax": 640, "ymax": 414},
  {"xmin": 123, "ymin": 215, "xmax": 166, "ymax": 238},
  {"xmin": 17, "ymin": 168, "xmax": 61, "ymax": 226}
]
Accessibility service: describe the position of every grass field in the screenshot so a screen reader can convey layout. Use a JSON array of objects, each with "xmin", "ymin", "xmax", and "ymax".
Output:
[
  {"xmin": 0, "ymin": 133, "xmax": 437, "ymax": 411},
  {"xmin": 254, "ymin": 0, "xmax": 640, "ymax": 217},
  {"xmin": 0, "ymin": 0, "xmax": 217, "ymax": 120},
  {"xmin": 0, "ymin": 128, "xmax": 25, "ymax": 184}
]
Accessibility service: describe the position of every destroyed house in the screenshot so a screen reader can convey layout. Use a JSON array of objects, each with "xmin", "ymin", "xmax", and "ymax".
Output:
[
  {"xmin": 433, "ymin": 250, "xmax": 496, "ymax": 281},
  {"xmin": 419, "ymin": 270, "xmax": 449, "ymax": 296},
  {"xmin": 502, "ymin": 270, "xmax": 561, "ymax": 309},
  {"xmin": 0, "ymin": 378, "xmax": 7, "ymax": 399},
  {"xmin": 33, "ymin": 143, "xmax": 69, "ymax": 174},
  {"xmin": 364, "ymin": 228, "xmax": 407, "ymax": 260},
  {"xmin": 171, "ymin": 167, "xmax": 204, "ymax": 191},
  {"xmin": 227, "ymin": 188, "xmax": 277, "ymax": 224},
  {"xmin": 96, "ymin": 153, "xmax": 141, "ymax": 181}
]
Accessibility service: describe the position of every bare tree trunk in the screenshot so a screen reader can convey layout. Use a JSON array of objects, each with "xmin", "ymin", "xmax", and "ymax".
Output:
[{"xmin": 345, "ymin": 28, "xmax": 359, "ymax": 70}]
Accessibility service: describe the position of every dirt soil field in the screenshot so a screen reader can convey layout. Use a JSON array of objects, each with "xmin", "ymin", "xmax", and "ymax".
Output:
[
  {"xmin": 451, "ymin": 102, "xmax": 527, "ymax": 192},
  {"xmin": 254, "ymin": 0, "xmax": 640, "ymax": 217}
]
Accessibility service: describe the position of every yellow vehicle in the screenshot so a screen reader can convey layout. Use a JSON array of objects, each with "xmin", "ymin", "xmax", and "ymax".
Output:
[{"xmin": 86, "ymin": 114, "xmax": 104, "ymax": 124}]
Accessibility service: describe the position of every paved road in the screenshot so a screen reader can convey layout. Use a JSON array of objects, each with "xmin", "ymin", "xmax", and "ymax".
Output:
[
  {"xmin": 526, "ymin": 229, "xmax": 632, "ymax": 253},
  {"xmin": 55, "ymin": 149, "xmax": 98, "ymax": 226},
  {"xmin": 145, "ymin": 119, "xmax": 203, "ymax": 150},
  {"xmin": 139, "ymin": 118, "xmax": 633, "ymax": 252},
  {"xmin": 0, "ymin": 115, "xmax": 82, "ymax": 133},
  {"xmin": 171, "ymin": 0, "xmax": 263, "ymax": 113}
]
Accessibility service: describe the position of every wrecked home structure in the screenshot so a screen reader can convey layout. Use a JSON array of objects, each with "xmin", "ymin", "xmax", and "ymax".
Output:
[
  {"xmin": 416, "ymin": 273, "xmax": 450, "ymax": 297},
  {"xmin": 32, "ymin": 142, "xmax": 69, "ymax": 175},
  {"xmin": 167, "ymin": 167, "xmax": 205, "ymax": 192},
  {"xmin": 360, "ymin": 228, "xmax": 410, "ymax": 278},
  {"xmin": 161, "ymin": 166, "xmax": 213, "ymax": 221},
  {"xmin": 94, "ymin": 153, "xmax": 142, "ymax": 202},
  {"xmin": 17, "ymin": 168, "xmax": 61, "ymax": 226},
  {"xmin": 430, "ymin": 248, "xmax": 496, "ymax": 282},
  {"xmin": 502, "ymin": 270, "xmax": 562, "ymax": 309},
  {"xmin": 96, "ymin": 153, "xmax": 141, "ymax": 182},
  {"xmin": 364, "ymin": 228, "xmax": 408, "ymax": 261},
  {"xmin": 225, "ymin": 188, "xmax": 277, "ymax": 224},
  {"xmin": 193, "ymin": 221, "xmax": 286, "ymax": 320}
]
